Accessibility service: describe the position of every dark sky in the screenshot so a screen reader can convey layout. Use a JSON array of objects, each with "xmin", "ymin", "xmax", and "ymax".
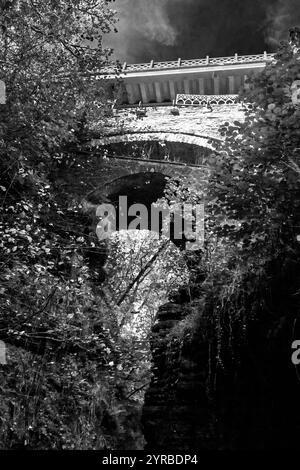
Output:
[{"xmin": 105, "ymin": 0, "xmax": 300, "ymax": 63}]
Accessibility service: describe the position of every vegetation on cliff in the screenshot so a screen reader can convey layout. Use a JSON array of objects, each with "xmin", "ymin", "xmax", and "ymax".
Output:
[
  {"xmin": 155, "ymin": 35, "xmax": 300, "ymax": 449},
  {"xmin": 0, "ymin": 0, "xmax": 135, "ymax": 450}
]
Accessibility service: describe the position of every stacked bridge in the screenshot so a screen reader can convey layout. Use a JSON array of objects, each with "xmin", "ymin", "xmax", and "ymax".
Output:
[{"xmin": 83, "ymin": 50, "xmax": 272, "ymax": 220}]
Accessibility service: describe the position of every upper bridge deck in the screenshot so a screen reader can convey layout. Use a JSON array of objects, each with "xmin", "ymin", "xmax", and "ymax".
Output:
[{"xmin": 99, "ymin": 52, "xmax": 275, "ymax": 105}]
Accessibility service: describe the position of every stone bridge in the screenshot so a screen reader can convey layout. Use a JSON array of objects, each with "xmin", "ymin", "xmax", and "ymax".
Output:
[
  {"xmin": 80, "ymin": 86, "xmax": 247, "ymax": 254},
  {"xmin": 82, "ymin": 102, "xmax": 245, "ymax": 208},
  {"xmin": 86, "ymin": 52, "xmax": 266, "ymax": 195},
  {"xmin": 91, "ymin": 103, "xmax": 245, "ymax": 152}
]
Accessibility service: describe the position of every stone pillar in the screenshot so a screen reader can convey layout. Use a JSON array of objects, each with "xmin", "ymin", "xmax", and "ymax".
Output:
[
  {"xmin": 0, "ymin": 80, "xmax": 6, "ymax": 104},
  {"xmin": 213, "ymin": 75, "xmax": 220, "ymax": 95},
  {"xmin": 154, "ymin": 82, "xmax": 163, "ymax": 103},
  {"xmin": 125, "ymin": 83, "xmax": 136, "ymax": 105},
  {"xmin": 243, "ymin": 74, "xmax": 250, "ymax": 90},
  {"xmin": 168, "ymin": 80, "xmax": 176, "ymax": 101},
  {"xmin": 140, "ymin": 82, "xmax": 149, "ymax": 103},
  {"xmin": 183, "ymin": 79, "xmax": 190, "ymax": 94},
  {"xmin": 198, "ymin": 77, "xmax": 205, "ymax": 95},
  {"xmin": 0, "ymin": 340, "xmax": 6, "ymax": 365},
  {"xmin": 235, "ymin": 75, "xmax": 242, "ymax": 92},
  {"xmin": 228, "ymin": 75, "xmax": 235, "ymax": 94}
]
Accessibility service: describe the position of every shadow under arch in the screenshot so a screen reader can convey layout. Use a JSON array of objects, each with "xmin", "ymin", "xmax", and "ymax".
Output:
[
  {"xmin": 98, "ymin": 139, "xmax": 215, "ymax": 168},
  {"xmin": 86, "ymin": 171, "xmax": 193, "ymax": 250}
]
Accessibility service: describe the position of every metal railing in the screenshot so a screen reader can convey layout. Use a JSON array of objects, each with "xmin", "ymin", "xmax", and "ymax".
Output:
[
  {"xmin": 176, "ymin": 93, "xmax": 239, "ymax": 106},
  {"xmin": 100, "ymin": 52, "xmax": 275, "ymax": 75}
]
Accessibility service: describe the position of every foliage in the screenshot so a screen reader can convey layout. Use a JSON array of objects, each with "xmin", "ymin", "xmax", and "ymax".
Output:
[
  {"xmin": 168, "ymin": 38, "xmax": 300, "ymax": 368},
  {"xmin": 100, "ymin": 230, "xmax": 189, "ymax": 402},
  {"xmin": 1, "ymin": 0, "xmax": 299, "ymax": 449},
  {"xmin": 209, "ymin": 43, "xmax": 300, "ymax": 255},
  {"xmin": 0, "ymin": 0, "xmax": 147, "ymax": 450}
]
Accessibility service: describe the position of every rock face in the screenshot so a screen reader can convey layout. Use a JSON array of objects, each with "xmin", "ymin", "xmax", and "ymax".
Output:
[
  {"xmin": 142, "ymin": 300, "xmax": 215, "ymax": 451},
  {"xmin": 142, "ymin": 275, "xmax": 300, "ymax": 450}
]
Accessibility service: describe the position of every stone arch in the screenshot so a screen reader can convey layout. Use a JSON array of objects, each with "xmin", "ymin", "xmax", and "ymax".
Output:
[
  {"xmin": 90, "ymin": 131, "xmax": 219, "ymax": 150},
  {"xmin": 80, "ymin": 135, "xmax": 211, "ymax": 269},
  {"xmin": 84, "ymin": 169, "xmax": 204, "ymax": 251},
  {"xmin": 84, "ymin": 154, "xmax": 210, "ymax": 199}
]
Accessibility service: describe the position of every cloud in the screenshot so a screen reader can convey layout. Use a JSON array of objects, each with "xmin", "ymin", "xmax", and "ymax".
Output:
[
  {"xmin": 266, "ymin": 0, "xmax": 300, "ymax": 47},
  {"xmin": 105, "ymin": 0, "xmax": 300, "ymax": 64},
  {"xmin": 105, "ymin": 0, "xmax": 178, "ymax": 63}
]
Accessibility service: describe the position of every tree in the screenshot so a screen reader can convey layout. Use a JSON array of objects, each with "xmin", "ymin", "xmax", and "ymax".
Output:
[
  {"xmin": 0, "ymin": 0, "xmax": 116, "ymax": 168},
  {"xmin": 207, "ymin": 37, "xmax": 300, "ymax": 255},
  {"xmin": 156, "ymin": 31, "xmax": 300, "ymax": 388},
  {"xmin": 188, "ymin": 34, "xmax": 300, "ymax": 348},
  {"xmin": 100, "ymin": 230, "xmax": 189, "ymax": 402},
  {"xmin": 0, "ymin": 0, "xmax": 141, "ymax": 450},
  {"xmin": 147, "ymin": 34, "xmax": 300, "ymax": 449}
]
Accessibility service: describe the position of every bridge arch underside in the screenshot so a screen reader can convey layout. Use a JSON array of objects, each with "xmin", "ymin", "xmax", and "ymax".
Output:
[
  {"xmin": 82, "ymin": 136, "xmax": 215, "ymax": 199},
  {"xmin": 81, "ymin": 137, "xmax": 212, "ymax": 250},
  {"xmin": 95, "ymin": 138, "xmax": 215, "ymax": 168},
  {"xmin": 91, "ymin": 131, "xmax": 219, "ymax": 153},
  {"xmin": 85, "ymin": 170, "xmax": 201, "ymax": 251}
]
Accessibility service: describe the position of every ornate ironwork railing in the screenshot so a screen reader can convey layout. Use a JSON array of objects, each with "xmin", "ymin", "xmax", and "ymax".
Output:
[
  {"xmin": 100, "ymin": 52, "xmax": 275, "ymax": 75},
  {"xmin": 176, "ymin": 94, "xmax": 239, "ymax": 106}
]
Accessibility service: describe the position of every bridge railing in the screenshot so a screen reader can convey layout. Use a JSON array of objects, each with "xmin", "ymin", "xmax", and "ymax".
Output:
[
  {"xmin": 176, "ymin": 94, "xmax": 239, "ymax": 106},
  {"xmin": 100, "ymin": 52, "xmax": 275, "ymax": 75}
]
